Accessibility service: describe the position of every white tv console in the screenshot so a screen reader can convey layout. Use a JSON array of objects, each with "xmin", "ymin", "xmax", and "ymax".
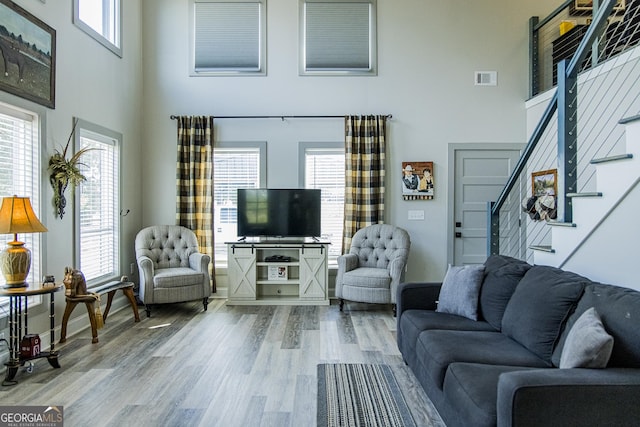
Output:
[{"xmin": 226, "ymin": 238, "xmax": 330, "ymax": 305}]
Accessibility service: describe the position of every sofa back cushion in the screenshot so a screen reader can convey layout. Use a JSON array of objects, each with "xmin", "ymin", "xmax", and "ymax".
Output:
[
  {"xmin": 552, "ymin": 283, "xmax": 640, "ymax": 368},
  {"xmin": 501, "ymin": 265, "xmax": 588, "ymax": 363},
  {"xmin": 479, "ymin": 255, "xmax": 532, "ymax": 330}
]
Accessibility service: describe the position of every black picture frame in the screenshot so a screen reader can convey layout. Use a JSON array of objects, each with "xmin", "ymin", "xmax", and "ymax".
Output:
[{"xmin": 0, "ymin": 0, "xmax": 56, "ymax": 108}]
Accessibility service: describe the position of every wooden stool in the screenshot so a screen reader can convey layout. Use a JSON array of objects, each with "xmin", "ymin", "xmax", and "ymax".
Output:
[{"xmin": 59, "ymin": 281, "xmax": 140, "ymax": 345}]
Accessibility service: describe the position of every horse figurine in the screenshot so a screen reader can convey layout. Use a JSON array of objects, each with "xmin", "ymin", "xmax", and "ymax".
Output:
[
  {"xmin": 63, "ymin": 266, "xmax": 89, "ymax": 298},
  {"xmin": 60, "ymin": 267, "xmax": 102, "ymax": 344}
]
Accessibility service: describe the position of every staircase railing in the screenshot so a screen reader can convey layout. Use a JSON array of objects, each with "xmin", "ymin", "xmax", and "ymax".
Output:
[{"xmin": 488, "ymin": 0, "xmax": 640, "ymax": 259}]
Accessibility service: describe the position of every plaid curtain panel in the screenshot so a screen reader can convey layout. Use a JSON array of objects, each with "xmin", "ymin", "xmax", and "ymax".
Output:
[
  {"xmin": 342, "ymin": 115, "xmax": 387, "ymax": 253},
  {"xmin": 176, "ymin": 115, "xmax": 215, "ymax": 291}
]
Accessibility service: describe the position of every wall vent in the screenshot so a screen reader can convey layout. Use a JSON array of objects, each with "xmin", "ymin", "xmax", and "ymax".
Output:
[{"xmin": 475, "ymin": 71, "xmax": 497, "ymax": 86}]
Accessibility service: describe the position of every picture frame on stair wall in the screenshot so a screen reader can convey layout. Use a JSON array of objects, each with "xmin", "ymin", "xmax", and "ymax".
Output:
[{"xmin": 532, "ymin": 169, "xmax": 558, "ymax": 197}]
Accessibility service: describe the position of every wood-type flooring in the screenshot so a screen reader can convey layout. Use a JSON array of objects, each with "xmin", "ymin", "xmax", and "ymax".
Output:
[{"xmin": 0, "ymin": 299, "xmax": 445, "ymax": 427}]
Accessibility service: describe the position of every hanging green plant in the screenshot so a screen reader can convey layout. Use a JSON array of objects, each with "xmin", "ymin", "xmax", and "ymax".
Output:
[{"xmin": 48, "ymin": 119, "xmax": 94, "ymax": 219}]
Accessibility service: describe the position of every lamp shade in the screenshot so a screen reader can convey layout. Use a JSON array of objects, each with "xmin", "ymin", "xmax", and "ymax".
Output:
[
  {"xmin": 0, "ymin": 196, "xmax": 47, "ymax": 287},
  {"xmin": 0, "ymin": 196, "xmax": 48, "ymax": 235}
]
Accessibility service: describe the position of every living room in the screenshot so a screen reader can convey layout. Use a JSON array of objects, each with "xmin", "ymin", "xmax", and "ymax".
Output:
[{"xmin": 1, "ymin": 0, "xmax": 639, "ymax": 425}]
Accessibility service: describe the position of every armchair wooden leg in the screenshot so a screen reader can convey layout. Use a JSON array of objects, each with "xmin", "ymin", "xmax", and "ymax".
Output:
[
  {"xmin": 203, "ymin": 298, "xmax": 209, "ymax": 311},
  {"xmin": 339, "ymin": 299, "xmax": 344, "ymax": 312},
  {"xmin": 393, "ymin": 304, "xmax": 397, "ymax": 317},
  {"xmin": 145, "ymin": 305, "xmax": 151, "ymax": 318}
]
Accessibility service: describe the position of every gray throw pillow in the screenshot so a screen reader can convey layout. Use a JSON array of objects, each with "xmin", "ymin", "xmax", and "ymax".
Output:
[
  {"xmin": 560, "ymin": 307, "xmax": 614, "ymax": 369},
  {"xmin": 436, "ymin": 264, "xmax": 485, "ymax": 320}
]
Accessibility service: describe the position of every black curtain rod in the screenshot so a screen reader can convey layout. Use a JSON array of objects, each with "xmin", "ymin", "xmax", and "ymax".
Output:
[{"xmin": 170, "ymin": 114, "xmax": 392, "ymax": 120}]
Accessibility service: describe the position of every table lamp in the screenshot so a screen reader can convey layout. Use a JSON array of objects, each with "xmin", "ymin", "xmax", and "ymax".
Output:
[{"xmin": 0, "ymin": 196, "xmax": 48, "ymax": 287}]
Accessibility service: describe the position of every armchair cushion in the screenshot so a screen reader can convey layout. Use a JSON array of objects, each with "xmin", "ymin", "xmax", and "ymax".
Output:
[
  {"xmin": 154, "ymin": 268, "xmax": 206, "ymax": 289},
  {"xmin": 342, "ymin": 267, "xmax": 391, "ymax": 288}
]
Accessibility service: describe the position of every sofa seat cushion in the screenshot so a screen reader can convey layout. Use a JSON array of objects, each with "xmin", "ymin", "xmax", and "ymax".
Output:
[
  {"xmin": 502, "ymin": 265, "xmax": 588, "ymax": 363},
  {"xmin": 416, "ymin": 330, "xmax": 549, "ymax": 389},
  {"xmin": 479, "ymin": 255, "xmax": 532, "ymax": 330},
  {"xmin": 154, "ymin": 268, "xmax": 205, "ymax": 288},
  {"xmin": 443, "ymin": 363, "xmax": 541, "ymax": 427},
  {"xmin": 342, "ymin": 267, "xmax": 391, "ymax": 289},
  {"xmin": 399, "ymin": 309, "xmax": 496, "ymax": 366}
]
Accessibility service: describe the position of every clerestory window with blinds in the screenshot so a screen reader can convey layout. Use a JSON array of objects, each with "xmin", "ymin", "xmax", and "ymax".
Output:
[
  {"xmin": 73, "ymin": 0, "xmax": 122, "ymax": 57},
  {"xmin": 299, "ymin": 0, "xmax": 377, "ymax": 75},
  {"xmin": 0, "ymin": 101, "xmax": 42, "ymax": 287},
  {"xmin": 300, "ymin": 143, "xmax": 345, "ymax": 259},
  {"xmin": 213, "ymin": 142, "xmax": 266, "ymax": 261},
  {"xmin": 191, "ymin": 0, "xmax": 267, "ymax": 75},
  {"xmin": 75, "ymin": 119, "xmax": 121, "ymax": 286}
]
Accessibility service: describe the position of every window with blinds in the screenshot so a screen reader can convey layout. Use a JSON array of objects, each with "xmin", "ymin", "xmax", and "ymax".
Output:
[
  {"xmin": 213, "ymin": 144, "xmax": 265, "ymax": 260},
  {"xmin": 0, "ymin": 102, "xmax": 41, "ymax": 287},
  {"xmin": 191, "ymin": 0, "xmax": 266, "ymax": 75},
  {"xmin": 300, "ymin": 0, "xmax": 377, "ymax": 75},
  {"xmin": 303, "ymin": 146, "xmax": 345, "ymax": 259},
  {"xmin": 73, "ymin": 0, "xmax": 122, "ymax": 57},
  {"xmin": 76, "ymin": 121, "xmax": 120, "ymax": 286}
]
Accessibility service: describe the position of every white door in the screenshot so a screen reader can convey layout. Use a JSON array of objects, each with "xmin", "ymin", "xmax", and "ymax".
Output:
[{"xmin": 452, "ymin": 147, "xmax": 522, "ymax": 265}]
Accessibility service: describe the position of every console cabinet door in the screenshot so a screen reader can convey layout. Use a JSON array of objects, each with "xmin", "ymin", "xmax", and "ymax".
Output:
[
  {"xmin": 227, "ymin": 245, "xmax": 257, "ymax": 300},
  {"xmin": 299, "ymin": 246, "xmax": 327, "ymax": 300}
]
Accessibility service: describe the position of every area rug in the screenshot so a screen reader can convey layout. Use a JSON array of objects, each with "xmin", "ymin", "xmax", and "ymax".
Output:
[{"xmin": 317, "ymin": 363, "xmax": 417, "ymax": 427}]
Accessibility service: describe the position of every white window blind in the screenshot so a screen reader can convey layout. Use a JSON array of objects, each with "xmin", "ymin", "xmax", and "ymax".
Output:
[
  {"xmin": 213, "ymin": 147, "xmax": 261, "ymax": 259},
  {"xmin": 74, "ymin": 0, "xmax": 122, "ymax": 56},
  {"xmin": 77, "ymin": 127, "xmax": 120, "ymax": 286},
  {"xmin": 192, "ymin": 0, "xmax": 265, "ymax": 74},
  {"xmin": 301, "ymin": 0, "xmax": 377, "ymax": 75},
  {"xmin": 305, "ymin": 148, "xmax": 345, "ymax": 258},
  {"xmin": 0, "ymin": 103, "xmax": 41, "ymax": 287}
]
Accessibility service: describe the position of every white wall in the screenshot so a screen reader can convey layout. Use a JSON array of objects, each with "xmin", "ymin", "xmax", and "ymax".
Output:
[
  {"xmin": 141, "ymin": 0, "xmax": 558, "ymax": 285},
  {"xmin": 563, "ymin": 180, "xmax": 640, "ymax": 291},
  {"xmin": 1, "ymin": 1, "xmax": 144, "ymax": 342}
]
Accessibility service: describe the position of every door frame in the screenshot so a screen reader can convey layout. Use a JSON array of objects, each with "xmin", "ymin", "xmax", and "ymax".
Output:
[{"xmin": 446, "ymin": 143, "xmax": 525, "ymax": 266}]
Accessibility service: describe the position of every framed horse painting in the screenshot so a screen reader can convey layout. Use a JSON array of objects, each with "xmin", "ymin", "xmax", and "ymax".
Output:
[{"xmin": 0, "ymin": 0, "xmax": 56, "ymax": 108}]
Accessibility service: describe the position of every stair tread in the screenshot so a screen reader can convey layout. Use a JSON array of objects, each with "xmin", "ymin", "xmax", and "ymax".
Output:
[
  {"xmin": 618, "ymin": 114, "xmax": 640, "ymax": 125},
  {"xmin": 529, "ymin": 245, "xmax": 556, "ymax": 253},
  {"xmin": 547, "ymin": 221, "xmax": 576, "ymax": 227},
  {"xmin": 591, "ymin": 154, "xmax": 633, "ymax": 164},
  {"xmin": 567, "ymin": 192, "xmax": 602, "ymax": 198}
]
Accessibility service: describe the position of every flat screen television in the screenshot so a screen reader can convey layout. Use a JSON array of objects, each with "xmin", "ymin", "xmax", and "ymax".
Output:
[{"xmin": 237, "ymin": 188, "xmax": 321, "ymax": 238}]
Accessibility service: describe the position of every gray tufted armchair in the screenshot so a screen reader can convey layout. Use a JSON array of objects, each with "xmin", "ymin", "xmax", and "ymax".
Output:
[
  {"xmin": 336, "ymin": 224, "xmax": 411, "ymax": 315},
  {"xmin": 135, "ymin": 225, "xmax": 211, "ymax": 317}
]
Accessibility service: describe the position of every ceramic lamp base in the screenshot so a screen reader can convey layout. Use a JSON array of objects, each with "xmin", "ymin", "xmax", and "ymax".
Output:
[{"xmin": 0, "ymin": 241, "xmax": 30, "ymax": 287}]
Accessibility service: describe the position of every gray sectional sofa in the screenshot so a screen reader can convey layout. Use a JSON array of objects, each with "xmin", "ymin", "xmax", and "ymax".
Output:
[{"xmin": 397, "ymin": 255, "xmax": 640, "ymax": 427}]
